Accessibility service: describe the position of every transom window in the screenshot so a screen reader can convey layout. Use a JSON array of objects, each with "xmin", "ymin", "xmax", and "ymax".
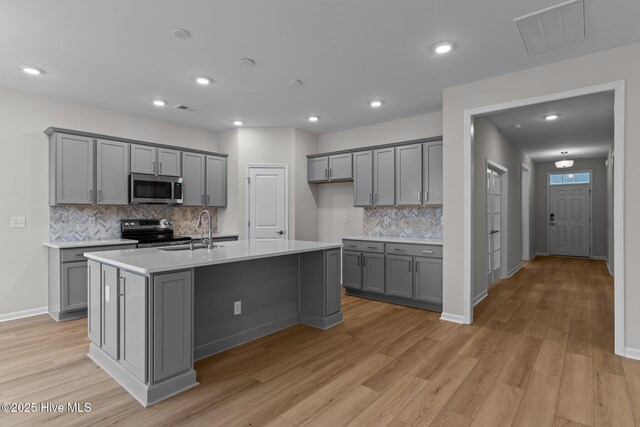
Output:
[{"xmin": 549, "ymin": 171, "xmax": 590, "ymax": 185}]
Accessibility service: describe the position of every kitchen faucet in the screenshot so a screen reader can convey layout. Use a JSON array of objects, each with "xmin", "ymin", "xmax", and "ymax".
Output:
[{"xmin": 196, "ymin": 210, "xmax": 214, "ymax": 249}]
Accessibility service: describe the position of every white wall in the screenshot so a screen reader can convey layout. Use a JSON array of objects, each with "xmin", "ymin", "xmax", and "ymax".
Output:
[
  {"xmin": 442, "ymin": 42, "xmax": 640, "ymax": 350},
  {"xmin": 0, "ymin": 86, "xmax": 219, "ymax": 318},
  {"xmin": 534, "ymin": 158, "xmax": 609, "ymax": 258},
  {"xmin": 473, "ymin": 117, "xmax": 535, "ymax": 301},
  {"xmin": 317, "ymin": 112, "xmax": 443, "ymax": 242},
  {"xmin": 293, "ymin": 129, "xmax": 319, "ymax": 241},
  {"xmin": 216, "ymin": 128, "xmax": 240, "ymax": 236}
]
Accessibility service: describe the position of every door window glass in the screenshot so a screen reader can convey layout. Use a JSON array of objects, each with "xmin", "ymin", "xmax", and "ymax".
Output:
[{"xmin": 549, "ymin": 172, "xmax": 591, "ymax": 185}]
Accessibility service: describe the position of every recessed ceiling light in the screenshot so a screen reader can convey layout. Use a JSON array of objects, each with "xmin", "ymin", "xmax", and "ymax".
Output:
[
  {"xmin": 20, "ymin": 65, "xmax": 44, "ymax": 75},
  {"xmin": 370, "ymin": 100, "xmax": 383, "ymax": 108},
  {"xmin": 152, "ymin": 99, "xmax": 167, "ymax": 107},
  {"xmin": 308, "ymin": 116, "xmax": 319, "ymax": 122},
  {"xmin": 233, "ymin": 120, "xmax": 244, "ymax": 126},
  {"xmin": 171, "ymin": 28, "xmax": 191, "ymax": 39},
  {"xmin": 195, "ymin": 76, "xmax": 212, "ymax": 85},
  {"xmin": 544, "ymin": 114, "xmax": 560, "ymax": 121},
  {"xmin": 432, "ymin": 41, "xmax": 454, "ymax": 54},
  {"xmin": 513, "ymin": 123, "xmax": 522, "ymax": 128},
  {"xmin": 239, "ymin": 58, "xmax": 256, "ymax": 67}
]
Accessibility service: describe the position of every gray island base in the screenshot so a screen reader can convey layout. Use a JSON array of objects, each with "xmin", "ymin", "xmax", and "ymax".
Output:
[{"xmin": 85, "ymin": 240, "xmax": 343, "ymax": 407}]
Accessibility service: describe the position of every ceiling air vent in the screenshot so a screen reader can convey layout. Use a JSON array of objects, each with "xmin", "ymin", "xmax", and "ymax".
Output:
[
  {"xmin": 515, "ymin": 0, "xmax": 585, "ymax": 54},
  {"xmin": 173, "ymin": 104, "xmax": 193, "ymax": 111}
]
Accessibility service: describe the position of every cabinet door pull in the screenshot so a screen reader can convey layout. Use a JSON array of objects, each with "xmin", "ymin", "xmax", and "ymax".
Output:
[
  {"xmin": 421, "ymin": 250, "xmax": 435, "ymax": 254},
  {"xmin": 418, "ymin": 190, "xmax": 422, "ymax": 202},
  {"xmin": 89, "ymin": 189, "xmax": 93, "ymax": 201},
  {"xmin": 375, "ymin": 193, "xmax": 378, "ymax": 203},
  {"xmin": 119, "ymin": 276, "xmax": 125, "ymax": 297},
  {"xmin": 325, "ymin": 169, "xmax": 328, "ymax": 178},
  {"xmin": 367, "ymin": 246, "xmax": 378, "ymax": 250},
  {"xmin": 329, "ymin": 168, "xmax": 332, "ymax": 178},
  {"xmin": 152, "ymin": 161, "xmax": 156, "ymax": 174},
  {"xmin": 348, "ymin": 244, "xmax": 357, "ymax": 248},
  {"xmin": 369, "ymin": 193, "xmax": 372, "ymax": 204},
  {"xmin": 424, "ymin": 190, "xmax": 428, "ymax": 202},
  {"xmin": 207, "ymin": 194, "xmax": 210, "ymax": 204},
  {"xmin": 159, "ymin": 162, "xmax": 162, "ymax": 174},
  {"xmin": 394, "ymin": 248, "xmax": 406, "ymax": 252},
  {"xmin": 97, "ymin": 190, "xmax": 102, "ymax": 202},
  {"xmin": 357, "ymin": 255, "xmax": 360, "ymax": 266},
  {"xmin": 408, "ymin": 261, "xmax": 411, "ymax": 272}
]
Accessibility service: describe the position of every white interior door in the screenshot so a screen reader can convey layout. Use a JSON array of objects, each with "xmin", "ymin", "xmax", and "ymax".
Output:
[
  {"xmin": 549, "ymin": 184, "xmax": 590, "ymax": 257},
  {"xmin": 247, "ymin": 166, "xmax": 287, "ymax": 239},
  {"xmin": 487, "ymin": 169, "xmax": 502, "ymax": 286}
]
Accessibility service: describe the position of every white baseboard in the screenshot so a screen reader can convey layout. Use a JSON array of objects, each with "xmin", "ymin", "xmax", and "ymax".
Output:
[
  {"xmin": 0, "ymin": 306, "xmax": 48, "ymax": 323},
  {"xmin": 592, "ymin": 256, "xmax": 608, "ymax": 261},
  {"xmin": 522, "ymin": 253, "xmax": 537, "ymax": 262},
  {"xmin": 535, "ymin": 252, "xmax": 548, "ymax": 257},
  {"xmin": 507, "ymin": 264, "xmax": 523, "ymax": 278},
  {"xmin": 474, "ymin": 290, "xmax": 488, "ymax": 306},
  {"xmin": 625, "ymin": 347, "xmax": 640, "ymax": 361},
  {"xmin": 440, "ymin": 312, "xmax": 465, "ymax": 324},
  {"xmin": 606, "ymin": 260, "xmax": 613, "ymax": 277}
]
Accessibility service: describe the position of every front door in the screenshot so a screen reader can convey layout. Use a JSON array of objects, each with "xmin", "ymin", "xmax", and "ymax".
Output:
[
  {"xmin": 549, "ymin": 184, "xmax": 591, "ymax": 257},
  {"xmin": 247, "ymin": 166, "xmax": 287, "ymax": 239},
  {"xmin": 487, "ymin": 169, "xmax": 502, "ymax": 286}
]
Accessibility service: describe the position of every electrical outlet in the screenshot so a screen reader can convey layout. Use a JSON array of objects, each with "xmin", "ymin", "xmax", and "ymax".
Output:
[
  {"xmin": 234, "ymin": 300, "xmax": 241, "ymax": 315},
  {"xmin": 10, "ymin": 217, "xmax": 26, "ymax": 228},
  {"xmin": 440, "ymin": 215, "xmax": 444, "ymax": 225},
  {"xmin": 88, "ymin": 216, "xmax": 96, "ymax": 226},
  {"xmin": 343, "ymin": 215, "xmax": 348, "ymax": 224}
]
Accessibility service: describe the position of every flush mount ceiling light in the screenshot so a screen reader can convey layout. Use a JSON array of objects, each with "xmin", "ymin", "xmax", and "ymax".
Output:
[
  {"xmin": 308, "ymin": 116, "xmax": 319, "ymax": 122},
  {"xmin": 195, "ymin": 76, "xmax": 212, "ymax": 85},
  {"xmin": 555, "ymin": 151, "xmax": 574, "ymax": 169},
  {"xmin": 289, "ymin": 79, "xmax": 304, "ymax": 87},
  {"xmin": 370, "ymin": 100, "xmax": 383, "ymax": 108},
  {"xmin": 544, "ymin": 114, "xmax": 560, "ymax": 121},
  {"xmin": 431, "ymin": 41, "xmax": 454, "ymax": 54},
  {"xmin": 152, "ymin": 99, "xmax": 167, "ymax": 107},
  {"xmin": 513, "ymin": 123, "xmax": 522, "ymax": 128},
  {"xmin": 233, "ymin": 120, "xmax": 244, "ymax": 126},
  {"xmin": 171, "ymin": 28, "xmax": 191, "ymax": 39},
  {"xmin": 239, "ymin": 58, "xmax": 256, "ymax": 67},
  {"xmin": 20, "ymin": 65, "xmax": 44, "ymax": 75}
]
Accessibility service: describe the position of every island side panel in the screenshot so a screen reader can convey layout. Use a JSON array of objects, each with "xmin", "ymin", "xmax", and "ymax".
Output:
[
  {"xmin": 193, "ymin": 255, "xmax": 299, "ymax": 361},
  {"xmin": 299, "ymin": 248, "xmax": 343, "ymax": 329}
]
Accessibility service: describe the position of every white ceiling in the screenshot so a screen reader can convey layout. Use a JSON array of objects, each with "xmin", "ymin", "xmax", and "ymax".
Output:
[
  {"xmin": 485, "ymin": 91, "xmax": 614, "ymax": 162},
  {"xmin": 1, "ymin": 0, "xmax": 639, "ymax": 134}
]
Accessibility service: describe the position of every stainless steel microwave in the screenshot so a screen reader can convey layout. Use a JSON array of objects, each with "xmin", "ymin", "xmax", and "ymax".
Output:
[{"xmin": 130, "ymin": 174, "xmax": 183, "ymax": 205}]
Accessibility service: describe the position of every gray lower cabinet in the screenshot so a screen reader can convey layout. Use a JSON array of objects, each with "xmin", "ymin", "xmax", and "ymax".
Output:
[
  {"xmin": 353, "ymin": 151, "xmax": 373, "ymax": 206},
  {"xmin": 342, "ymin": 251, "xmax": 362, "ymax": 289},
  {"xmin": 308, "ymin": 157, "xmax": 329, "ymax": 182},
  {"xmin": 423, "ymin": 141, "xmax": 443, "ymax": 205},
  {"xmin": 325, "ymin": 249, "xmax": 341, "ymax": 316},
  {"xmin": 153, "ymin": 270, "xmax": 193, "ymax": 383},
  {"xmin": 373, "ymin": 148, "xmax": 395, "ymax": 205},
  {"xmin": 362, "ymin": 253, "xmax": 385, "ymax": 293},
  {"xmin": 102, "ymin": 264, "xmax": 120, "ymax": 360},
  {"xmin": 386, "ymin": 254, "xmax": 413, "ymax": 298},
  {"xmin": 414, "ymin": 257, "xmax": 443, "ymax": 304},
  {"xmin": 119, "ymin": 271, "xmax": 148, "ymax": 382},
  {"xmin": 182, "ymin": 152, "xmax": 206, "ymax": 206},
  {"xmin": 49, "ymin": 133, "xmax": 94, "ymax": 205},
  {"xmin": 62, "ymin": 262, "xmax": 88, "ymax": 311},
  {"xmin": 395, "ymin": 144, "xmax": 423, "ymax": 206},
  {"xmin": 96, "ymin": 139, "xmax": 129, "ymax": 205},
  {"xmin": 205, "ymin": 155, "xmax": 226, "ymax": 207}
]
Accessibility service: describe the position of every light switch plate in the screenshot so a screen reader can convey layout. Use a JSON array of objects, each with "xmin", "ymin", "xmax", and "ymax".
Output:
[
  {"xmin": 234, "ymin": 300, "xmax": 241, "ymax": 315},
  {"xmin": 10, "ymin": 217, "xmax": 26, "ymax": 228}
]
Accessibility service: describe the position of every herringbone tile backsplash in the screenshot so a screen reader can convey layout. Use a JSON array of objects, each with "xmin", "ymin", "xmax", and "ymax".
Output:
[
  {"xmin": 49, "ymin": 206, "xmax": 217, "ymax": 241},
  {"xmin": 363, "ymin": 207, "xmax": 443, "ymax": 239}
]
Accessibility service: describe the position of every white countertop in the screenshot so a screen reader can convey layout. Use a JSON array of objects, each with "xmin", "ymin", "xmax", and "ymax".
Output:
[
  {"xmin": 85, "ymin": 239, "xmax": 342, "ymax": 274},
  {"xmin": 342, "ymin": 235, "xmax": 443, "ymax": 246},
  {"xmin": 43, "ymin": 239, "xmax": 139, "ymax": 249}
]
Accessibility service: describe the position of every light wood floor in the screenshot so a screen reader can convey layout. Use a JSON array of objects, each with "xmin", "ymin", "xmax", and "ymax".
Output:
[{"xmin": 1, "ymin": 256, "xmax": 639, "ymax": 426}]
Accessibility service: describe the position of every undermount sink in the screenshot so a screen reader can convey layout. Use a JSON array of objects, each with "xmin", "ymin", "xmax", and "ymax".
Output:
[{"xmin": 159, "ymin": 244, "xmax": 220, "ymax": 252}]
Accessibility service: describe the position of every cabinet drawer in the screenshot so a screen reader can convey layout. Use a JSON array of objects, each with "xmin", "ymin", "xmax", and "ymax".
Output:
[
  {"xmin": 385, "ymin": 243, "xmax": 442, "ymax": 258},
  {"xmin": 342, "ymin": 240, "xmax": 384, "ymax": 253},
  {"xmin": 61, "ymin": 244, "xmax": 136, "ymax": 262}
]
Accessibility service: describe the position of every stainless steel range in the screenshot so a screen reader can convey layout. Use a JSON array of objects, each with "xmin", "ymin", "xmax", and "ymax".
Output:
[{"xmin": 121, "ymin": 219, "xmax": 192, "ymax": 248}]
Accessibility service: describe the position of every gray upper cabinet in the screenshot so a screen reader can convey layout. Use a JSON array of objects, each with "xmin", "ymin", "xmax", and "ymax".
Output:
[
  {"xmin": 308, "ymin": 157, "xmax": 329, "ymax": 182},
  {"xmin": 130, "ymin": 144, "xmax": 156, "ymax": 175},
  {"xmin": 386, "ymin": 254, "xmax": 413, "ymax": 298},
  {"xmin": 373, "ymin": 148, "xmax": 395, "ymax": 206},
  {"xmin": 153, "ymin": 270, "xmax": 193, "ymax": 384},
  {"xmin": 414, "ymin": 257, "xmax": 443, "ymax": 304},
  {"xmin": 353, "ymin": 151, "xmax": 373, "ymax": 206},
  {"xmin": 329, "ymin": 153, "xmax": 353, "ymax": 180},
  {"xmin": 395, "ymin": 144, "xmax": 423, "ymax": 206},
  {"xmin": 119, "ymin": 271, "xmax": 148, "ymax": 383},
  {"xmin": 423, "ymin": 141, "xmax": 443, "ymax": 205},
  {"xmin": 362, "ymin": 253, "xmax": 385, "ymax": 294},
  {"xmin": 96, "ymin": 139, "xmax": 129, "ymax": 205},
  {"xmin": 157, "ymin": 148, "xmax": 181, "ymax": 177},
  {"xmin": 205, "ymin": 155, "xmax": 226, "ymax": 207},
  {"xmin": 50, "ymin": 133, "xmax": 94, "ymax": 205},
  {"xmin": 182, "ymin": 152, "xmax": 206, "ymax": 206},
  {"xmin": 131, "ymin": 144, "xmax": 181, "ymax": 177},
  {"xmin": 342, "ymin": 251, "xmax": 362, "ymax": 290}
]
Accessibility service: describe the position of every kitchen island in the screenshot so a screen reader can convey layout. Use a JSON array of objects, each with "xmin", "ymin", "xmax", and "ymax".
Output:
[{"xmin": 84, "ymin": 239, "xmax": 342, "ymax": 407}]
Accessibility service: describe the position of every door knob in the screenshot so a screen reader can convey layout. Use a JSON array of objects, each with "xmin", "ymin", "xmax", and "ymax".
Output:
[{"xmin": 275, "ymin": 230, "xmax": 284, "ymax": 235}]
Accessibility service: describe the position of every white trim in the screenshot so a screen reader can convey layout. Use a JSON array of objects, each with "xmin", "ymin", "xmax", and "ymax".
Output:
[
  {"xmin": 508, "ymin": 263, "xmax": 523, "ymax": 278},
  {"xmin": 474, "ymin": 290, "xmax": 488, "ymax": 306},
  {"xmin": 606, "ymin": 260, "xmax": 613, "ymax": 277},
  {"xmin": 0, "ymin": 306, "xmax": 48, "ymax": 323},
  {"xmin": 625, "ymin": 347, "xmax": 640, "ymax": 361},
  {"xmin": 440, "ymin": 312, "xmax": 465, "ymax": 324},
  {"xmin": 463, "ymin": 80, "xmax": 625, "ymax": 355},
  {"xmin": 244, "ymin": 164, "xmax": 290, "ymax": 240},
  {"xmin": 521, "ymin": 163, "xmax": 531, "ymax": 262},
  {"xmin": 592, "ymin": 256, "xmax": 608, "ymax": 261}
]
